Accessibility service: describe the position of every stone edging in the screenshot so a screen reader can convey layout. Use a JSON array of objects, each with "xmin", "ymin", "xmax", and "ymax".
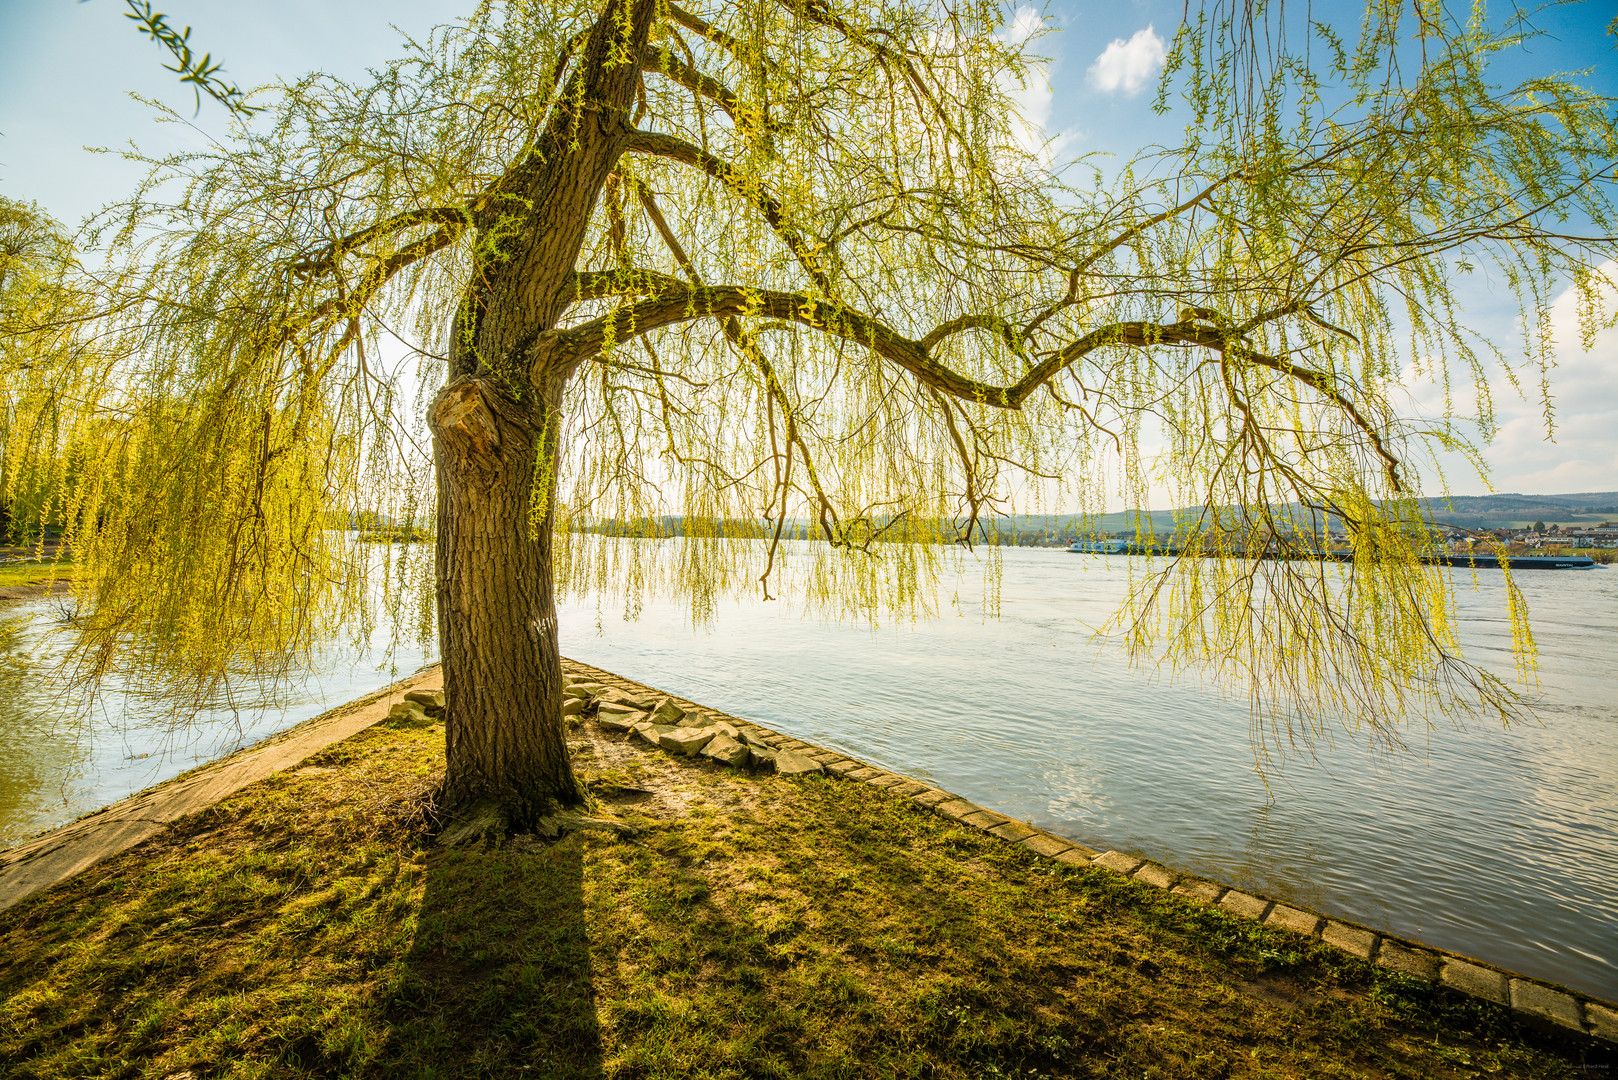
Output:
[{"xmin": 562, "ymin": 659, "xmax": 1618, "ymax": 1046}]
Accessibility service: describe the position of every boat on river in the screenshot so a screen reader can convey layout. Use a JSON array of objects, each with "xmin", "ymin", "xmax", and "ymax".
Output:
[
  {"xmin": 1383, "ymin": 552, "xmax": 1595, "ymax": 570},
  {"xmin": 1064, "ymin": 539, "xmax": 1597, "ymax": 568},
  {"xmin": 1066, "ymin": 539, "xmax": 1129, "ymax": 554}
]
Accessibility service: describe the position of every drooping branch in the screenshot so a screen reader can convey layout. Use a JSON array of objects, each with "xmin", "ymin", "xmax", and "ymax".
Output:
[
  {"xmin": 641, "ymin": 46, "xmax": 744, "ymax": 130},
  {"xmin": 1023, "ymin": 172, "xmax": 1242, "ymax": 339},
  {"xmin": 288, "ymin": 207, "xmax": 472, "ymax": 280},
  {"xmin": 556, "ymin": 279, "xmax": 1406, "ymax": 488},
  {"xmin": 622, "ymin": 129, "xmax": 833, "ymax": 294},
  {"xmin": 554, "ymin": 283, "xmax": 985, "ymax": 399},
  {"xmin": 664, "ymin": 4, "xmax": 756, "ymax": 67},
  {"xmin": 554, "ymin": 280, "xmax": 1185, "ymax": 405},
  {"xmin": 275, "ymin": 223, "xmax": 465, "ymax": 348},
  {"xmin": 1230, "ymin": 347, "xmax": 1404, "ymax": 490},
  {"xmin": 786, "ymin": 0, "xmax": 978, "ymax": 170}
]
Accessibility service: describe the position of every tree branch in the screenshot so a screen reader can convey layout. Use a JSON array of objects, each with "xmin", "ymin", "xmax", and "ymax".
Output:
[
  {"xmin": 567, "ymin": 267, "xmax": 687, "ymax": 302},
  {"xmin": 556, "ymin": 279, "xmax": 1404, "ymax": 488},
  {"xmin": 641, "ymin": 45, "xmax": 756, "ymax": 133},
  {"xmin": 622, "ymin": 129, "xmax": 832, "ymax": 294},
  {"xmin": 665, "ymin": 4, "xmax": 754, "ymax": 65},
  {"xmin": 289, "ymin": 207, "xmax": 472, "ymax": 280},
  {"xmin": 275, "ymin": 224, "xmax": 464, "ymax": 347}
]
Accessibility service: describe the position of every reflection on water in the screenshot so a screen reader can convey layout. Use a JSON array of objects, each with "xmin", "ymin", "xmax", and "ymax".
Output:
[
  {"xmin": 554, "ymin": 544, "xmax": 1618, "ymax": 999},
  {"xmin": 0, "ymin": 606, "xmax": 90, "ymax": 847},
  {"xmin": 0, "ymin": 593, "xmax": 433, "ymax": 849}
]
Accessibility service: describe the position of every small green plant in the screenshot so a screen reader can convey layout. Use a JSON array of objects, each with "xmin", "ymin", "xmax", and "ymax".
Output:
[{"xmin": 120, "ymin": 0, "xmax": 259, "ymax": 116}]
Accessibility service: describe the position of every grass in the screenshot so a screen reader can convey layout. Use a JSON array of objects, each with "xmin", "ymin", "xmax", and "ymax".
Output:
[
  {"xmin": 0, "ymin": 555, "xmax": 75, "ymax": 590},
  {"xmin": 0, "ymin": 712, "xmax": 1610, "ymax": 1079}
]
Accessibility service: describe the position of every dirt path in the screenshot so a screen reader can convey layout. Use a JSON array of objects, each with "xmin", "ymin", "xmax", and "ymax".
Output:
[{"xmin": 0, "ymin": 665, "xmax": 441, "ymax": 912}]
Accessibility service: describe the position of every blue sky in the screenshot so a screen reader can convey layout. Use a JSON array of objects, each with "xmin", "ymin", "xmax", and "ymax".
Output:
[{"xmin": 2, "ymin": 0, "xmax": 1614, "ymax": 498}]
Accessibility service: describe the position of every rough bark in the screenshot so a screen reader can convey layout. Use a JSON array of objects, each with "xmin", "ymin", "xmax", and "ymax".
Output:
[
  {"xmin": 424, "ymin": 0, "xmax": 659, "ymax": 830},
  {"xmin": 430, "ymin": 373, "xmax": 579, "ymax": 827}
]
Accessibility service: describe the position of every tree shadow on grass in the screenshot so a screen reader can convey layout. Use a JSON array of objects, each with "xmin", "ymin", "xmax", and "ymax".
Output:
[{"xmin": 380, "ymin": 834, "xmax": 601, "ymax": 1079}]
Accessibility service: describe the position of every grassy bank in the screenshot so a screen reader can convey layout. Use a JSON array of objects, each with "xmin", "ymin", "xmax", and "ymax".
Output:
[
  {"xmin": 0, "ymin": 711, "xmax": 1607, "ymax": 1079},
  {"xmin": 0, "ymin": 554, "xmax": 75, "ymax": 591}
]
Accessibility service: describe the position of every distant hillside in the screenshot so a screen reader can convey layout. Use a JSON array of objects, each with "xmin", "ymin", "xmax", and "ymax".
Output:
[
  {"xmin": 983, "ymin": 492, "xmax": 1618, "ymax": 544},
  {"xmin": 329, "ymin": 492, "xmax": 1618, "ymax": 547},
  {"xmin": 1417, "ymin": 492, "xmax": 1618, "ymax": 530}
]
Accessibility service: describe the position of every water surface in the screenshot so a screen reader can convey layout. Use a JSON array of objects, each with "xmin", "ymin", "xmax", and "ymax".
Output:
[{"xmin": 0, "ymin": 596, "xmax": 432, "ymax": 849}]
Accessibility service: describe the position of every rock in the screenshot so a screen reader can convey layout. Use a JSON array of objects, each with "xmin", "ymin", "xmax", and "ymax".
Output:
[
  {"xmin": 560, "ymin": 696, "xmax": 588, "ymax": 717},
  {"xmin": 713, "ymin": 720, "xmax": 740, "ymax": 739},
  {"xmin": 774, "ymin": 749, "xmax": 824, "ymax": 775},
  {"xmin": 649, "ymin": 696, "xmax": 686, "ymax": 725},
  {"xmin": 700, "ymin": 734, "xmax": 750, "ymax": 767},
  {"xmin": 596, "ymin": 710, "xmax": 644, "ymax": 732},
  {"xmin": 632, "ymin": 722, "xmax": 678, "ymax": 746},
  {"xmin": 600, "ymin": 687, "xmax": 648, "ymax": 709},
  {"xmin": 656, "ymin": 727, "xmax": 715, "ymax": 756},
  {"xmin": 386, "ymin": 701, "xmax": 432, "ymax": 727},
  {"xmin": 598, "ymin": 703, "xmax": 647, "ymax": 726},
  {"xmin": 404, "ymin": 688, "xmax": 445, "ymax": 712},
  {"xmin": 740, "ymin": 729, "xmax": 776, "ymax": 751},
  {"xmin": 746, "ymin": 744, "xmax": 778, "ymax": 771}
]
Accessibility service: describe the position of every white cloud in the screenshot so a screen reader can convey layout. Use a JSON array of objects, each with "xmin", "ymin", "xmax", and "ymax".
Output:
[
  {"xmin": 1004, "ymin": 3, "xmax": 1044, "ymax": 46},
  {"xmin": 999, "ymin": 6, "xmax": 1078, "ymax": 162},
  {"xmin": 1086, "ymin": 26, "xmax": 1167, "ymax": 97}
]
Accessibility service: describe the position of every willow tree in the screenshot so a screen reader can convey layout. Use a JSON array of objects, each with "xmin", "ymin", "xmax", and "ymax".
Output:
[
  {"xmin": 25, "ymin": 0, "xmax": 1617, "ymax": 830},
  {"xmin": 1, "ymin": 198, "xmax": 106, "ymax": 545}
]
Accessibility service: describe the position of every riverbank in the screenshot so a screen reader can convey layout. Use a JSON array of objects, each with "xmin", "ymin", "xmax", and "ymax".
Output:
[
  {"xmin": 1, "ymin": 668, "xmax": 1611, "ymax": 1077},
  {"xmin": 0, "ymin": 559, "xmax": 72, "ymax": 603}
]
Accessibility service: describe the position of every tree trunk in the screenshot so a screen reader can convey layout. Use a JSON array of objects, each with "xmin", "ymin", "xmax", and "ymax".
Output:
[
  {"xmin": 423, "ymin": 0, "xmax": 657, "ymax": 832},
  {"xmin": 429, "ymin": 372, "xmax": 579, "ymax": 828}
]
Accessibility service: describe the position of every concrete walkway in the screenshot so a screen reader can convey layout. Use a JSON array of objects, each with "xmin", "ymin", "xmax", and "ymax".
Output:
[{"xmin": 0, "ymin": 665, "xmax": 441, "ymax": 913}]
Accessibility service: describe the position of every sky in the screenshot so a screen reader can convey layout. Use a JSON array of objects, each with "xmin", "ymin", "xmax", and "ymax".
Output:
[{"xmin": 1, "ymin": 0, "xmax": 1614, "ymax": 500}]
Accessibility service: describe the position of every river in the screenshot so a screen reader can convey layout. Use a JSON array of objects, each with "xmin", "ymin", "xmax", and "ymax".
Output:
[{"xmin": 1, "ymin": 545, "xmax": 1613, "ymax": 1000}]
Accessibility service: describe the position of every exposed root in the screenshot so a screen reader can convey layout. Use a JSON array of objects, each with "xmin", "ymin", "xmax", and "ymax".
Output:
[{"xmin": 434, "ymin": 800, "xmax": 508, "ymax": 848}]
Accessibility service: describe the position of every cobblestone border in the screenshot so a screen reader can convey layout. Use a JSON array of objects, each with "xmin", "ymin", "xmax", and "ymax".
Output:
[{"xmin": 565, "ymin": 659, "xmax": 1618, "ymax": 1046}]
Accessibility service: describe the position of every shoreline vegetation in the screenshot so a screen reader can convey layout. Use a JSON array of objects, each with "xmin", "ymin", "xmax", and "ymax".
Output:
[
  {"xmin": 0, "ymin": 554, "xmax": 75, "ymax": 601},
  {"xmin": 2, "ymin": 678, "xmax": 1612, "ymax": 1078}
]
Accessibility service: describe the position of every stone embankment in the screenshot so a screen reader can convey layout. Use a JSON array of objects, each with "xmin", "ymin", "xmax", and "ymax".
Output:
[{"xmin": 558, "ymin": 659, "xmax": 1618, "ymax": 1047}]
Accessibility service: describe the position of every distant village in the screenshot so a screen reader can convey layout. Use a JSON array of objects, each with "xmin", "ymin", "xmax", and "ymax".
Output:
[{"xmin": 1442, "ymin": 522, "xmax": 1618, "ymax": 552}]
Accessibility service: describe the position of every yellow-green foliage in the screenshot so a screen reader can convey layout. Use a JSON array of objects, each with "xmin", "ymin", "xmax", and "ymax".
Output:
[{"xmin": 4, "ymin": 0, "xmax": 1616, "ymax": 745}]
